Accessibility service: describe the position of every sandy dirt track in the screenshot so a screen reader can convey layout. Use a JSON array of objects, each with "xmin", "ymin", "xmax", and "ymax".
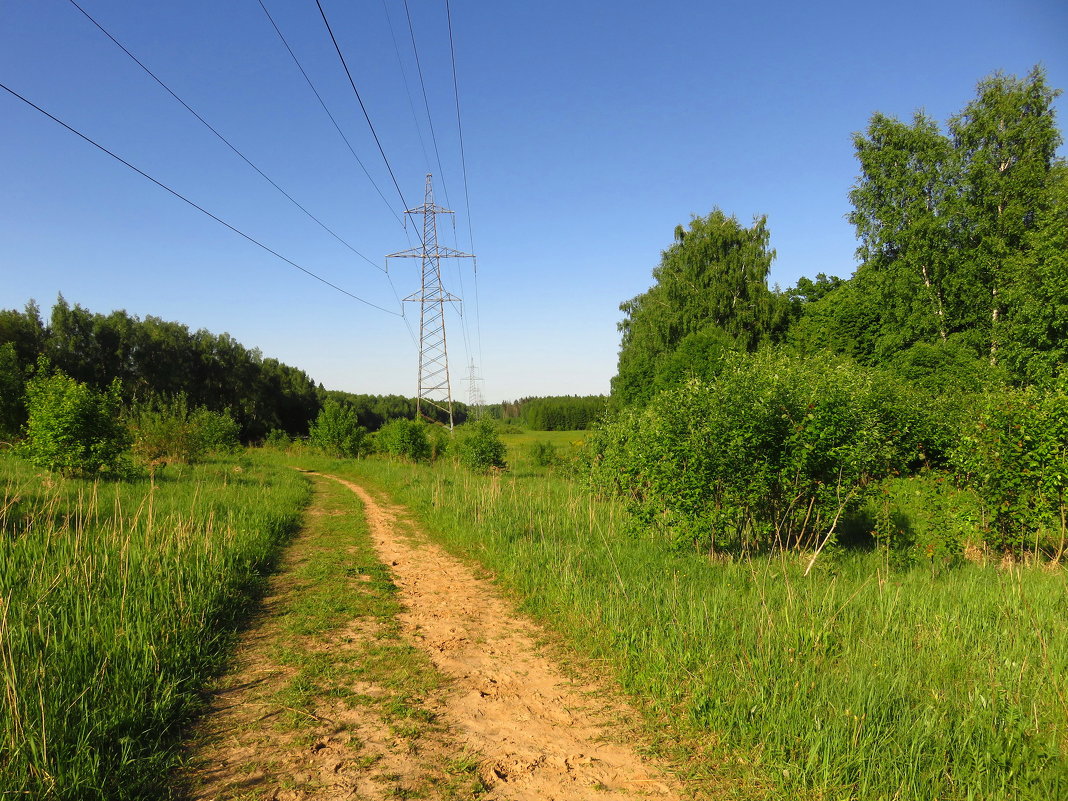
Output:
[
  {"xmin": 187, "ymin": 471, "xmax": 687, "ymax": 800},
  {"xmin": 327, "ymin": 473, "xmax": 684, "ymax": 801}
]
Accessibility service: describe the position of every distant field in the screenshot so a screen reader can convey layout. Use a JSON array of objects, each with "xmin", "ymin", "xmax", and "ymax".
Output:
[{"xmin": 496, "ymin": 427, "xmax": 589, "ymax": 471}]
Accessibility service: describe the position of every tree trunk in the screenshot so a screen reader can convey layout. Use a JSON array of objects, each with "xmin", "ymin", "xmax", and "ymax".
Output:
[{"xmin": 920, "ymin": 263, "xmax": 948, "ymax": 341}]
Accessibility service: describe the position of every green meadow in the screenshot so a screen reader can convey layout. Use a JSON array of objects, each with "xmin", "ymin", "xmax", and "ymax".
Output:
[
  {"xmin": 332, "ymin": 445, "xmax": 1068, "ymax": 801},
  {"xmin": 0, "ymin": 454, "xmax": 309, "ymax": 799}
]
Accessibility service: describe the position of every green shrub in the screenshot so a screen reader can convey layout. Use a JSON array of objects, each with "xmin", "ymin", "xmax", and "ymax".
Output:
[
  {"xmin": 454, "ymin": 419, "xmax": 507, "ymax": 473},
  {"xmin": 263, "ymin": 428, "xmax": 291, "ymax": 449},
  {"xmin": 20, "ymin": 367, "xmax": 130, "ymax": 476},
  {"xmin": 307, "ymin": 400, "xmax": 368, "ymax": 458},
  {"xmin": 128, "ymin": 395, "xmax": 239, "ymax": 468},
  {"xmin": 192, "ymin": 407, "xmax": 241, "ymax": 454},
  {"xmin": 427, "ymin": 424, "xmax": 450, "ymax": 461},
  {"xmin": 374, "ymin": 418, "xmax": 431, "ymax": 462},
  {"xmin": 524, "ymin": 439, "xmax": 558, "ymax": 468},
  {"xmin": 591, "ymin": 352, "xmax": 948, "ymax": 554},
  {"xmin": 0, "ymin": 342, "xmax": 25, "ymax": 440},
  {"xmin": 952, "ymin": 383, "xmax": 1068, "ymax": 557},
  {"xmin": 864, "ymin": 472, "xmax": 982, "ymax": 568}
]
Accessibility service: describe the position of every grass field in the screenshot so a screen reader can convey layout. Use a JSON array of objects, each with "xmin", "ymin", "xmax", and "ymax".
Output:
[
  {"xmin": 496, "ymin": 427, "xmax": 588, "ymax": 474},
  {"xmin": 6, "ymin": 428, "xmax": 1067, "ymax": 800},
  {"xmin": 0, "ymin": 453, "xmax": 310, "ymax": 799},
  {"xmin": 332, "ymin": 443, "xmax": 1068, "ymax": 801}
]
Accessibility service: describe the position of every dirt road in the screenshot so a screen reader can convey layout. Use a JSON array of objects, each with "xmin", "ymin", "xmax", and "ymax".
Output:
[{"xmin": 187, "ymin": 472, "xmax": 686, "ymax": 800}]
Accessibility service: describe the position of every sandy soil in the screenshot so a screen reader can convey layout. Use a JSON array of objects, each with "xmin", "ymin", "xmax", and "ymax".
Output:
[
  {"xmin": 326, "ymin": 473, "xmax": 685, "ymax": 801},
  {"xmin": 185, "ymin": 471, "xmax": 688, "ymax": 800}
]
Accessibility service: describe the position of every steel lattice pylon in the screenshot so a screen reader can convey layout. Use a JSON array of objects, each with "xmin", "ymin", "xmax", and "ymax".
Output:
[
  {"xmin": 463, "ymin": 359, "xmax": 485, "ymax": 420},
  {"xmin": 387, "ymin": 174, "xmax": 473, "ymax": 428}
]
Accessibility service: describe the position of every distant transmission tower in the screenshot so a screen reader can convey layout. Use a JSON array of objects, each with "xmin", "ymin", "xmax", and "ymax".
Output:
[
  {"xmin": 463, "ymin": 359, "xmax": 485, "ymax": 420},
  {"xmin": 387, "ymin": 174, "xmax": 473, "ymax": 428}
]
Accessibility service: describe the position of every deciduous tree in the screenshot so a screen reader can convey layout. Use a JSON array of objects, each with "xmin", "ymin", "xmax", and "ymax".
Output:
[{"xmin": 613, "ymin": 209, "xmax": 788, "ymax": 406}]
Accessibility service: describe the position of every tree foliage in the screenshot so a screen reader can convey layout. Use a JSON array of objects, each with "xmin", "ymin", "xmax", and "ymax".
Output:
[
  {"xmin": 307, "ymin": 400, "xmax": 369, "ymax": 458},
  {"xmin": 518, "ymin": 396, "xmax": 606, "ymax": 430},
  {"xmin": 0, "ymin": 343, "xmax": 25, "ymax": 440},
  {"xmin": 801, "ymin": 66, "xmax": 1064, "ymax": 376},
  {"xmin": 593, "ymin": 353, "xmax": 946, "ymax": 554},
  {"xmin": 0, "ymin": 297, "xmax": 321, "ymax": 440},
  {"xmin": 848, "ymin": 111, "xmax": 956, "ymax": 354},
  {"xmin": 374, "ymin": 419, "xmax": 432, "ymax": 462},
  {"xmin": 604, "ymin": 68, "xmax": 1068, "ymax": 558},
  {"xmin": 487, "ymin": 395, "xmax": 606, "ymax": 430},
  {"xmin": 20, "ymin": 366, "xmax": 131, "ymax": 476},
  {"xmin": 613, "ymin": 209, "xmax": 789, "ymax": 406},
  {"xmin": 322, "ymin": 391, "xmax": 469, "ymax": 431},
  {"xmin": 454, "ymin": 419, "xmax": 507, "ymax": 473},
  {"xmin": 1001, "ymin": 161, "xmax": 1068, "ymax": 384}
]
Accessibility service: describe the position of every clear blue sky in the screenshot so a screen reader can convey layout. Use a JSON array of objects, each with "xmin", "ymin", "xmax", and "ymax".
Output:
[{"xmin": 2, "ymin": 0, "xmax": 1065, "ymax": 402}]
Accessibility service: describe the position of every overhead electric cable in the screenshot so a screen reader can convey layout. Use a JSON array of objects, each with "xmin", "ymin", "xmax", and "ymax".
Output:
[
  {"xmin": 0, "ymin": 81, "xmax": 401, "ymax": 316},
  {"xmin": 384, "ymin": 269, "xmax": 419, "ymax": 345},
  {"xmin": 314, "ymin": 0, "xmax": 408, "ymax": 211},
  {"xmin": 66, "ymin": 0, "xmax": 385, "ymax": 272},
  {"xmin": 401, "ymin": 0, "xmax": 450, "ymax": 207},
  {"xmin": 380, "ymin": 0, "xmax": 434, "ymax": 180},
  {"xmin": 445, "ymin": 0, "xmax": 484, "ymax": 367},
  {"xmin": 256, "ymin": 0, "xmax": 405, "ymax": 229}
]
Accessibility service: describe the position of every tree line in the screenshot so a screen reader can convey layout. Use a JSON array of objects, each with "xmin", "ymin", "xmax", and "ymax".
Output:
[
  {"xmin": 613, "ymin": 67, "xmax": 1064, "ymax": 405},
  {"xmin": 487, "ymin": 395, "xmax": 608, "ymax": 430},
  {"xmin": 599, "ymin": 67, "xmax": 1067, "ymax": 560},
  {"xmin": 0, "ymin": 297, "xmax": 466, "ymax": 441}
]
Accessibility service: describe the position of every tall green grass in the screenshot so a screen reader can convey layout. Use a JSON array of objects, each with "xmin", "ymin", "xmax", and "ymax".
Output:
[
  {"xmin": 0, "ymin": 454, "xmax": 310, "ymax": 799},
  {"xmin": 338, "ymin": 456, "xmax": 1068, "ymax": 800}
]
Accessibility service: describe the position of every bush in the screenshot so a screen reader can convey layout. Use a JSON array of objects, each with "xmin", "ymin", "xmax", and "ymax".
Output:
[
  {"xmin": 0, "ymin": 342, "xmax": 25, "ymax": 440},
  {"xmin": 427, "ymin": 424, "xmax": 450, "ymax": 462},
  {"xmin": 192, "ymin": 407, "xmax": 241, "ymax": 454},
  {"xmin": 454, "ymin": 419, "xmax": 507, "ymax": 473},
  {"xmin": 952, "ymin": 383, "xmax": 1068, "ymax": 557},
  {"xmin": 863, "ymin": 473, "xmax": 981, "ymax": 568},
  {"xmin": 374, "ymin": 418, "xmax": 431, "ymax": 462},
  {"xmin": 590, "ymin": 352, "xmax": 948, "ymax": 554},
  {"xmin": 307, "ymin": 400, "xmax": 368, "ymax": 458},
  {"xmin": 20, "ymin": 367, "xmax": 131, "ymax": 476},
  {"xmin": 263, "ymin": 428, "xmax": 291, "ymax": 449},
  {"xmin": 525, "ymin": 439, "xmax": 558, "ymax": 468},
  {"xmin": 128, "ymin": 394, "xmax": 240, "ymax": 469}
]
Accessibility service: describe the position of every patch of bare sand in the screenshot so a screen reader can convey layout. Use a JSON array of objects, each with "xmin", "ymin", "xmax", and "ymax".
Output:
[{"xmin": 326, "ymin": 474, "xmax": 687, "ymax": 801}]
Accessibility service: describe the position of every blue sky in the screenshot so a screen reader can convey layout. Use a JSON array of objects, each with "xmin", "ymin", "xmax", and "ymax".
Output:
[{"xmin": 2, "ymin": 0, "xmax": 1065, "ymax": 402}]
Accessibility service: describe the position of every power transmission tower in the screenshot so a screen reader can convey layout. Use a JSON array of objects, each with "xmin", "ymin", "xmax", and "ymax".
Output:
[
  {"xmin": 463, "ymin": 359, "xmax": 485, "ymax": 420},
  {"xmin": 387, "ymin": 174, "xmax": 473, "ymax": 428}
]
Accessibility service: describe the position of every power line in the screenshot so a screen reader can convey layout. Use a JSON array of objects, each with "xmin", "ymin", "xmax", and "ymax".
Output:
[
  {"xmin": 0, "ymin": 81, "xmax": 401, "ymax": 317},
  {"xmin": 445, "ymin": 0, "xmax": 485, "ymax": 370},
  {"xmin": 256, "ymin": 0, "xmax": 405, "ymax": 230},
  {"xmin": 314, "ymin": 0, "xmax": 408, "ymax": 212},
  {"xmin": 387, "ymin": 175, "xmax": 472, "ymax": 428},
  {"xmin": 401, "ymin": 0, "xmax": 450, "ymax": 208},
  {"xmin": 65, "ymin": 0, "xmax": 385, "ymax": 273},
  {"xmin": 381, "ymin": 0, "xmax": 434, "ymax": 181},
  {"xmin": 385, "ymin": 269, "xmax": 419, "ymax": 346}
]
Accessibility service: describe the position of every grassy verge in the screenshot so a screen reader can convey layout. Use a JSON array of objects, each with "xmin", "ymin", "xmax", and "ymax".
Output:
[
  {"xmin": 0, "ymin": 453, "xmax": 309, "ymax": 799},
  {"xmin": 319, "ymin": 452, "xmax": 1068, "ymax": 801}
]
